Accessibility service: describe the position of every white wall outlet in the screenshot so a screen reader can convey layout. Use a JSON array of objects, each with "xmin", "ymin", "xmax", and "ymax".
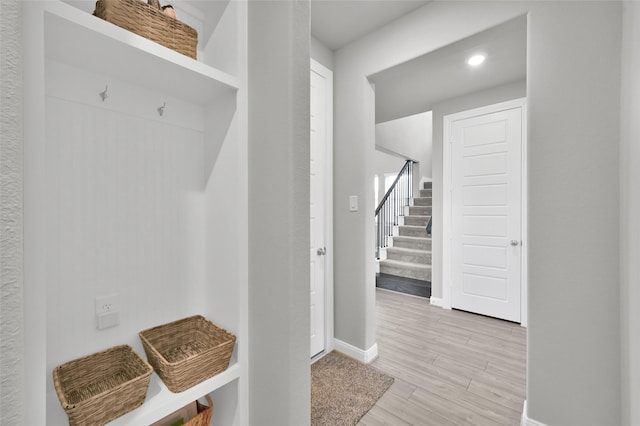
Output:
[{"xmin": 95, "ymin": 294, "xmax": 120, "ymax": 324}]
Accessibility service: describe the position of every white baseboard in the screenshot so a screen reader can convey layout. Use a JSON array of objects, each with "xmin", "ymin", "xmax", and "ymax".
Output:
[
  {"xmin": 521, "ymin": 400, "xmax": 549, "ymax": 426},
  {"xmin": 333, "ymin": 339, "xmax": 378, "ymax": 364},
  {"xmin": 430, "ymin": 296, "xmax": 443, "ymax": 307}
]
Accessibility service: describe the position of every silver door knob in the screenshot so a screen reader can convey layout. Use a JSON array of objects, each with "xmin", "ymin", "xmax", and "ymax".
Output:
[
  {"xmin": 317, "ymin": 247, "xmax": 327, "ymax": 256},
  {"xmin": 510, "ymin": 240, "xmax": 519, "ymax": 246}
]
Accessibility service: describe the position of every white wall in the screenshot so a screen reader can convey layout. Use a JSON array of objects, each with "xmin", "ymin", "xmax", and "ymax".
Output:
[
  {"xmin": 620, "ymin": 2, "xmax": 640, "ymax": 425},
  {"xmin": 248, "ymin": 1, "xmax": 311, "ymax": 425},
  {"xmin": 311, "ymin": 35, "xmax": 333, "ymax": 71},
  {"xmin": 0, "ymin": 0, "xmax": 24, "ymax": 423},
  {"xmin": 430, "ymin": 79, "xmax": 526, "ymax": 299},
  {"xmin": 376, "ymin": 111, "xmax": 432, "ymax": 180},
  {"xmin": 333, "ymin": 2, "xmax": 621, "ymax": 425},
  {"xmin": 374, "ymin": 149, "xmax": 406, "ymax": 205}
]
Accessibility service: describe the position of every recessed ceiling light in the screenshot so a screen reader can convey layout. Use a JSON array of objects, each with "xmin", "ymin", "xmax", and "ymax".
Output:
[{"xmin": 466, "ymin": 54, "xmax": 486, "ymax": 67}]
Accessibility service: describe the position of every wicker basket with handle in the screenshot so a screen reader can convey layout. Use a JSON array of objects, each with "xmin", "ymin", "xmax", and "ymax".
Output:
[
  {"xmin": 52, "ymin": 345, "xmax": 153, "ymax": 426},
  {"xmin": 93, "ymin": 0, "xmax": 198, "ymax": 59},
  {"xmin": 139, "ymin": 315, "xmax": 236, "ymax": 393}
]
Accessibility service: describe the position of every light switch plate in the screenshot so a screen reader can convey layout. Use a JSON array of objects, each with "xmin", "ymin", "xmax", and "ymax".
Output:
[{"xmin": 349, "ymin": 195, "xmax": 358, "ymax": 212}]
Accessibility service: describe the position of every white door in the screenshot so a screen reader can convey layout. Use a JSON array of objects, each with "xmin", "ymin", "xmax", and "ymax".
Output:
[
  {"xmin": 310, "ymin": 62, "xmax": 328, "ymax": 357},
  {"xmin": 449, "ymin": 104, "xmax": 523, "ymax": 322}
]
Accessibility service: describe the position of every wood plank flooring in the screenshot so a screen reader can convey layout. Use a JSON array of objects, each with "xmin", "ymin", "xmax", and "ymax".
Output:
[{"xmin": 358, "ymin": 289, "xmax": 526, "ymax": 426}]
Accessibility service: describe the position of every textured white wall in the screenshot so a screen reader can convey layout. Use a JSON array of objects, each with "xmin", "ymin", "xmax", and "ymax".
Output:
[
  {"xmin": 248, "ymin": 1, "xmax": 311, "ymax": 425},
  {"xmin": 620, "ymin": 2, "xmax": 640, "ymax": 425},
  {"xmin": 0, "ymin": 0, "xmax": 24, "ymax": 424}
]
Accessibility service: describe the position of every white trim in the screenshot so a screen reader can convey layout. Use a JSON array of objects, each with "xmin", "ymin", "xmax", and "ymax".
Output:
[
  {"xmin": 429, "ymin": 297, "xmax": 444, "ymax": 307},
  {"xmin": 521, "ymin": 401, "xmax": 550, "ymax": 426},
  {"xmin": 442, "ymin": 112, "xmax": 453, "ymax": 310},
  {"xmin": 442, "ymin": 97, "xmax": 528, "ymax": 323},
  {"xmin": 520, "ymin": 101, "xmax": 528, "ymax": 328},
  {"xmin": 333, "ymin": 339, "xmax": 379, "ymax": 364},
  {"xmin": 311, "ymin": 58, "xmax": 335, "ymax": 356}
]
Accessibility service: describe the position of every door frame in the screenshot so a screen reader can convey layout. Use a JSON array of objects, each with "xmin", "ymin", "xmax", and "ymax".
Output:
[
  {"xmin": 442, "ymin": 98, "xmax": 528, "ymax": 326},
  {"xmin": 311, "ymin": 58, "xmax": 335, "ymax": 357}
]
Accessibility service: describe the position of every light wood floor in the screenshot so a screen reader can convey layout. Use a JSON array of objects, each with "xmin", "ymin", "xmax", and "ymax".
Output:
[{"xmin": 358, "ymin": 289, "xmax": 526, "ymax": 426}]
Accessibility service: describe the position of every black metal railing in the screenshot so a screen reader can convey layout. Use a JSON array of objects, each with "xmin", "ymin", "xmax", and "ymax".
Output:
[
  {"xmin": 426, "ymin": 215, "xmax": 432, "ymax": 235},
  {"xmin": 375, "ymin": 160, "xmax": 414, "ymax": 259}
]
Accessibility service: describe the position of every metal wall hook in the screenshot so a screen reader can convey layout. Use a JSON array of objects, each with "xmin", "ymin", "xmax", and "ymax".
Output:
[
  {"xmin": 99, "ymin": 85, "xmax": 108, "ymax": 102},
  {"xmin": 157, "ymin": 102, "xmax": 166, "ymax": 117}
]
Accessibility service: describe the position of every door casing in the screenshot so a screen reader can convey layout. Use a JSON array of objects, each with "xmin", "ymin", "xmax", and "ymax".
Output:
[{"xmin": 310, "ymin": 59, "xmax": 334, "ymax": 358}]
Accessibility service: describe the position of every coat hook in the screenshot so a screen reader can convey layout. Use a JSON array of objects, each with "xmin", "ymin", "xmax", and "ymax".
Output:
[
  {"xmin": 157, "ymin": 102, "xmax": 166, "ymax": 117},
  {"xmin": 99, "ymin": 85, "xmax": 108, "ymax": 102}
]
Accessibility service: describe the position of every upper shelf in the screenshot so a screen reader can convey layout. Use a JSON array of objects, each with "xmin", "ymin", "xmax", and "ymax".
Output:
[{"xmin": 43, "ymin": 1, "xmax": 238, "ymax": 105}]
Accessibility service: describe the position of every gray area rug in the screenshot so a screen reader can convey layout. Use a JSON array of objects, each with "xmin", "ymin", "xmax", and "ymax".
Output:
[{"xmin": 311, "ymin": 351, "xmax": 394, "ymax": 426}]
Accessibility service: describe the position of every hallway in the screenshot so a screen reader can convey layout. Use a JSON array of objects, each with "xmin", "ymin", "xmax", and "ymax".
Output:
[{"xmin": 359, "ymin": 290, "xmax": 526, "ymax": 425}]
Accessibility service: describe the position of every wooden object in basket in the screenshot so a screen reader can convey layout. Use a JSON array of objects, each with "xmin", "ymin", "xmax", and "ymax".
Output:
[
  {"xmin": 139, "ymin": 315, "xmax": 237, "ymax": 393},
  {"xmin": 52, "ymin": 345, "xmax": 153, "ymax": 426},
  {"xmin": 150, "ymin": 394, "xmax": 213, "ymax": 426},
  {"xmin": 186, "ymin": 395, "xmax": 214, "ymax": 426},
  {"xmin": 93, "ymin": 0, "xmax": 198, "ymax": 59}
]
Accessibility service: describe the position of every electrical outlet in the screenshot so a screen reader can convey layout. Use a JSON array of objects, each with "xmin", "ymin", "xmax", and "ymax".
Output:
[
  {"xmin": 95, "ymin": 294, "xmax": 120, "ymax": 315},
  {"xmin": 95, "ymin": 294, "xmax": 120, "ymax": 330}
]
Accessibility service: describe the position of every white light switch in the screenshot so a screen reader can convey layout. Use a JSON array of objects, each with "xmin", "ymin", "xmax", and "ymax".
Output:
[{"xmin": 349, "ymin": 195, "xmax": 358, "ymax": 212}]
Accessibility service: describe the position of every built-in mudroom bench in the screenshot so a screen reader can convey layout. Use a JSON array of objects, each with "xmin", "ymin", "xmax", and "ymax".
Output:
[{"xmin": 23, "ymin": 0, "xmax": 248, "ymax": 424}]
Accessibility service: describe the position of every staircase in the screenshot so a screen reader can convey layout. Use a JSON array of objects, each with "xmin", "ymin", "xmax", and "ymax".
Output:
[{"xmin": 379, "ymin": 181, "xmax": 432, "ymax": 282}]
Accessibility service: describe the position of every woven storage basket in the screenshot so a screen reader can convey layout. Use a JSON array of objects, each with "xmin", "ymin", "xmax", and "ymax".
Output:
[
  {"xmin": 93, "ymin": 0, "xmax": 198, "ymax": 59},
  {"xmin": 139, "ymin": 315, "xmax": 236, "ymax": 393},
  {"xmin": 53, "ymin": 345, "xmax": 153, "ymax": 426},
  {"xmin": 185, "ymin": 395, "xmax": 214, "ymax": 426}
]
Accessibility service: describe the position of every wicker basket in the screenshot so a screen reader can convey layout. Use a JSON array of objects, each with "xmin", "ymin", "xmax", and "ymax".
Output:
[
  {"xmin": 186, "ymin": 395, "xmax": 214, "ymax": 426},
  {"xmin": 139, "ymin": 315, "xmax": 236, "ymax": 393},
  {"xmin": 93, "ymin": 0, "xmax": 198, "ymax": 59},
  {"xmin": 52, "ymin": 345, "xmax": 153, "ymax": 426}
]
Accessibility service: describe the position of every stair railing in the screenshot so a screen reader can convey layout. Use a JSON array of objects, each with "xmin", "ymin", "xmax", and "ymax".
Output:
[{"xmin": 375, "ymin": 160, "xmax": 414, "ymax": 259}]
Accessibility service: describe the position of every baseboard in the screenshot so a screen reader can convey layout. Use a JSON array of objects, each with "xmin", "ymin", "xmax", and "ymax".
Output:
[
  {"xmin": 430, "ymin": 296, "xmax": 443, "ymax": 307},
  {"xmin": 333, "ymin": 339, "xmax": 378, "ymax": 364},
  {"xmin": 521, "ymin": 400, "xmax": 549, "ymax": 426}
]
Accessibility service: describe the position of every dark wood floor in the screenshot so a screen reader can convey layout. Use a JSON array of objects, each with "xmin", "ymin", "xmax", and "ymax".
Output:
[
  {"xmin": 376, "ymin": 273, "xmax": 431, "ymax": 298},
  {"xmin": 358, "ymin": 289, "xmax": 526, "ymax": 426}
]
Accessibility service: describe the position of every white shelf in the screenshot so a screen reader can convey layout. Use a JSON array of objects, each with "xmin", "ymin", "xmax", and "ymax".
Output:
[
  {"xmin": 108, "ymin": 361, "xmax": 240, "ymax": 425},
  {"xmin": 48, "ymin": 361, "xmax": 240, "ymax": 425},
  {"xmin": 43, "ymin": 0, "xmax": 238, "ymax": 105}
]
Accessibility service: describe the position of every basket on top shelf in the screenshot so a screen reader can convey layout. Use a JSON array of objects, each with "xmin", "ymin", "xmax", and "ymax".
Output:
[
  {"xmin": 93, "ymin": 0, "xmax": 198, "ymax": 59},
  {"xmin": 52, "ymin": 345, "xmax": 153, "ymax": 426},
  {"xmin": 139, "ymin": 315, "xmax": 236, "ymax": 393}
]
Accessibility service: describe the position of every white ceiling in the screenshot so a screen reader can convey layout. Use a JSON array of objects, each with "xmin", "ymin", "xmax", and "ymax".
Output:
[
  {"xmin": 369, "ymin": 15, "xmax": 527, "ymax": 123},
  {"xmin": 311, "ymin": 0, "xmax": 431, "ymax": 51},
  {"xmin": 311, "ymin": 2, "xmax": 527, "ymax": 124}
]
